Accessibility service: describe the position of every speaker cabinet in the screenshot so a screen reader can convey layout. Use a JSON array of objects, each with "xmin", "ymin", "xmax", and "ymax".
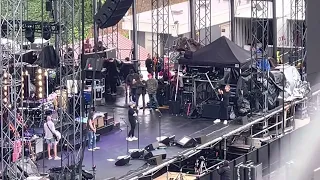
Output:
[
  {"xmin": 115, "ymin": 155, "xmax": 130, "ymax": 166},
  {"xmin": 94, "ymin": 0, "xmax": 134, "ymax": 29},
  {"xmin": 144, "ymin": 149, "xmax": 167, "ymax": 160},
  {"xmin": 147, "ymin": 156, "xmax": 163, "ymax": 165},
  {"xmin": 202, "ymin": 103, "xmax": 220, "ymax": 119},
  {"xmin": 177, "ymin": 136, "xmax": 197, "ymax": 148}
]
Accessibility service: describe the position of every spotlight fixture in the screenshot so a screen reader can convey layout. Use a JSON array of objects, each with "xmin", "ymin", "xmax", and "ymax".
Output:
[
  {"xmin": 25, "ymin": 25, "xmax": 35, "ymax": 43},
  {"xmin": 36, "ymin": 68, "xmax": 45, "ymax": 99},
  {"xmin": 42, "ymin": 24, "xmax": 51, "ymax": 40}
]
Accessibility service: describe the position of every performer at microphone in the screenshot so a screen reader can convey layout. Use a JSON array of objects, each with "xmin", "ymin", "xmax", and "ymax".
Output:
[
  {"xmin": 218, "ymin": 84, "xmax": 231, "ymax": 119},
  {"xmin": 126, "ymin": 103, "xmax": 138, "ymax": 142},
  {"xmin": 217, "ymin": 161, "xmax": 231, "ymax": 180},
  {"xmin": 87, "ymin": 111, "xmax": 101, "ymax": 151}
]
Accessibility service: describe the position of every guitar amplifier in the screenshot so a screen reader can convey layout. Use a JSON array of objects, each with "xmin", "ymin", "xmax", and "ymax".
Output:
[
  {"xmin": 94, "ymin": 117, "xmax": 105, "ymax": 129},
  {"xmin": 202, "ymin": 103, "xmax": 221, "ymax": 119}
]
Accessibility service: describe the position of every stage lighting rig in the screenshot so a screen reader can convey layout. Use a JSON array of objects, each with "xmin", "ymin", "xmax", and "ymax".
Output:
[{"xmin": 1, "ymin": 19, "xmax": 63, "ymax": 41}]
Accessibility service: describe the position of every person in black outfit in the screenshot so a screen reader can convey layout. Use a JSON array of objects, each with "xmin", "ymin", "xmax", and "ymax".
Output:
[
  {"xmin": 106, "ymin": 58, "xmax": 120, "ymax": 95},
  {"xmin": 145, "ymin": 54, "xmax": 153, "ymax": 74},
  {"xmin": 217, "ymin": 161, "xmax": 231, "ymax": 180},
  {"xmin": 127, "ymin": 103, "xmax": 138, "ymax": 141},
  {"xmin": 218, "ymin": 84, "xmax": 231, "ymax": 120}
]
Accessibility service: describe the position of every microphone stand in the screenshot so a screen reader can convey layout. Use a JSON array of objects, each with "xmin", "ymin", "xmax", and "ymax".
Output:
[
  {"xmin": 120, "ymin": 117, "xmax": 129, "ymax": 154},
  {"xmin": 158, "ymin": 110, "xmax": 162, "ymax": 142},
  {"xmin": 137, "ymin": 114, "xmax": 140, "ymax": 149}
]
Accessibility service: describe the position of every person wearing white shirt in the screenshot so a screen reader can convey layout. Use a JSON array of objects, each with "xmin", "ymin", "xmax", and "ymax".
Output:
[
  {"xmin": 44, "ymin": 115, "xmax": 61, "ymax": 160},
  {"xmin": 126, "ymin": 103, "xmax": 138, "ymax": 141},
  {"xmin": 87, "ymin": 111, "xmax": 101, "ymax": 151}
]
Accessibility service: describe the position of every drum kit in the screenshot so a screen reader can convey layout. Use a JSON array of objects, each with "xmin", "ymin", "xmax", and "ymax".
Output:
[{"xmin": 20, "ymin": 100, "xmax": 55, "ymax": 128}]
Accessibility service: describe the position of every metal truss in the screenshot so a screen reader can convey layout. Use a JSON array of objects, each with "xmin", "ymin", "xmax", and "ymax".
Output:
[
  {"xmin": 55, "ymin": 0, "xmax": 84, "ymax": 177},
  {"xmin": 251, "ymin": 0, "xmax": 270, "ymax": 113},
  {"xmin": 0, "ymin": 0, "xmax": 25, "ymax": 179},
  {"xmin": 195, "ymin": 0, "xmax": 211, "ymax": 46},
  {"xmin": 106, "ymin": 25, "xmax": 118, "ymax": 56},
  {"xmin": 151, "ymin": 0, "xmax": 170, "ymax": 59},
  {"xmin": 289, "ymin": 0, "xmax": 306, "ymax": 70}
]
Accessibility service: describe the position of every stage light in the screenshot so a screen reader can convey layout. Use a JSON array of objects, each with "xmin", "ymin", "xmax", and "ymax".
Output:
[
  {"xmin": 3, "ymin": 98, "xmax": 7, "ymax": 103},
  {"xmin": 4, "ymin": 73, "xmax": 7, "ymax": 78},
  {"xmin": 42, "ymin": 24, "xmax": 51, "ymax": 40},
  {"xmin": 25, "ymin": 25, "xmax": 35, "ymax": 43},
  {"xmin": 36, "ymin": 68, "xmax": 45, "ymax": 99},
  {"xmin": 39, "ymin": 93, "xmax": 43, "ymax": 98},
  {"xmin": 25, "ymin": 71, "xmax": 28, "ymax": 75},
  {"xmin": 38, "ymin": 81, "xmax": 42, "ymax": 86},
  {"xmin": 37, "ymin": 75, "xmax": 42, "ymax": 79},
  {"xmin": 37, "ymin": 69, "xmax": 42, "ymax": 74}
]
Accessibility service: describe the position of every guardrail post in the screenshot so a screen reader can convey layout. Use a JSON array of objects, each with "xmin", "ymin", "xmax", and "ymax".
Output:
[{"xmin": 224, "ymin": 138, "xmax": 227, "ymax": 160}]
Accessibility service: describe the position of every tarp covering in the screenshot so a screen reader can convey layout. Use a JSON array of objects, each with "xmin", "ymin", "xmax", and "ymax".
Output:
[{"xmin": 178, "ymin": 36, "xmax": 252, "ymax": 68}]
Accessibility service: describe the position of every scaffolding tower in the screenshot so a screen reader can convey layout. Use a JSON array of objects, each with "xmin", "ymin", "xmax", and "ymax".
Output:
[
  {"xmin": 289, "ymin": 0, "xmax": 306, "ymax": 77},
  {"xmin": 151, "ymin": 0, "xmax": 170, "ymax": 58},
  {"xmin": 0, "ymin": 0, "xmax": 25, "ymax": 178},
  {"xmin": 250, "ymin": 0, "xmax": 270, "ymax": 112},
  {"xmin": 195, "ymin": 0, "xmax": 211, "ymax": 46},
  {"xmin": 55, "ymin": 0, "xmax": 84, "ymax": 177}
]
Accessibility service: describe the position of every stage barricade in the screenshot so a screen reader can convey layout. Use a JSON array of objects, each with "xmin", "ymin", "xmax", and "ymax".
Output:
[{"xmin": 196, "ymin": 121, "xmax": 320, "ymax": 180}]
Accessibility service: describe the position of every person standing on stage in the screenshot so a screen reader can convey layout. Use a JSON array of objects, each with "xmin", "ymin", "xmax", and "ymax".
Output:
[
  {"xmin": 217, "ymin": 161, "xmax": 231, "ymax": 180},
  {"xmin": 127, "ymin": 103, "xmax": 138, "ymax": 141},
  {"xmin": 145, "ymin": 54, "xmax": 153, "ymax": 74},
  {"xmin": 218, "ymin": 84, "xmax": 231, "ymax": 119},
  {"xmin": 135, "ymin": 74, "xmax": 146, "ymax": 110},
  {"xmin": 146, "ymin": 73, "xmax": 159, "ymax": 110},
  {"xmin": 126, "ymin": 70, "xmax": 140, "ymax": 102},
  {"xmin": 87, "ymin": 111, "xmax": 100, "ymax": 151},
  {"xmin": 44, "ymin": 115, "xmax": 61, "ymax": 160}
]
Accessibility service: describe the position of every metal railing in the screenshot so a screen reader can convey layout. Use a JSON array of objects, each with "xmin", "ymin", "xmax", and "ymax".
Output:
[{"xmin": 129, "ymin": 88, "xmax": 320, "ymax": 180}]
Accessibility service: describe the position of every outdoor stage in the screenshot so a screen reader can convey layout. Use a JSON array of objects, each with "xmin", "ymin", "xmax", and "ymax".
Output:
[{"xmin": 35, "ymin": 85, "xmax": 318, "ymax": 180}]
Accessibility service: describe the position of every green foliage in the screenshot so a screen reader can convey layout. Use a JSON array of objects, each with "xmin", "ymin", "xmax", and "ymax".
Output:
[{"xmin": 26, "ymin": 0, "xmax": 94, "ymax": 40}]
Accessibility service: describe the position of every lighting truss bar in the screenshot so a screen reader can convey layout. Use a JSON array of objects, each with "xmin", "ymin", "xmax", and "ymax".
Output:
[
  {"xmin": 1, "ymin": 20, "xmax": 63, "ymax": 34},
  {"xmin": 289, "ymin": 0, "xmax": 306, "ymax": 67},
  {"xmin": 0, "ymin": 0, "xmax": 25, "ymax": 179},
  {"xmin": 195, "ymin": 0, "xmax": 211, "ymax": 46},
  {"xmin": 151, "ymin": 0, "xmax": 170, "ymax": 59},
  {"xmin": 251, "ymin": 0, "xmax": 270, "ymax": 113},
  {"xmin": 106, "ymin": 25, "xmax": 118, "ymax": 50},
  {"xmin": 55, "ymin": 0, "xmax": 84, "ymax": 177}
]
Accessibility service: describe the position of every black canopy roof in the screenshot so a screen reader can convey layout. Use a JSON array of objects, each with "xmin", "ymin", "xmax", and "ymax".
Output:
[{"xmin": 178, "ymin": 36, "xmax": 251, "ymax": 68}]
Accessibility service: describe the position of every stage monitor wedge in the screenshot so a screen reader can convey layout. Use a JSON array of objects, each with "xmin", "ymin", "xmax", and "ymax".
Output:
[
  {"xmin": 115, "ymin": 155, "xmax": 130, "ymax": 166},
  {"xmin": 94, "ymin": 0, "xmax": 134, "ymax": 29},
  {"xmin": 177, "ymin": 136, "xmax": 197, "ymax": 148}
]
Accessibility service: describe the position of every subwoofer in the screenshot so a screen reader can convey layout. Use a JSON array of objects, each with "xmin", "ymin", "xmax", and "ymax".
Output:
[{"xmin": 94, "ymin": 0, "xmax": 134, "ymax": 29}]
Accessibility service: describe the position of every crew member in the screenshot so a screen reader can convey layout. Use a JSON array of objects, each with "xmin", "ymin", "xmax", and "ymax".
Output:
[
  {"xmin": 44, "ymin": 115, "xmax": 61, "ymax": 160},
  {"xmin": 146, "ymin": 73, "xmax": 159, "ymax": 110},
  {"xmin": 218, "ymin": 84, "xmax": 231, "ymax": 119},
  {"xmin": 127, "ymin": 103, "xmax": 138, "ymax": 141},
  {"xmin": 93, "ymin": 41, "xmax": 106, "ymax": 52},
  {"xmin": 217, "ymin": 161, "xmax": 231, "ymax": 180},
  {"xmin": 135, "ymin": 74, "xmax": 146, "ymax": 110},
  {"xmin": 106, "ymin": 58, "xmax": 120, "ymax": 95},
  {"xmin": 87, "ymin": 111, "xmax": 100, "ymax": 151},
  {"xmin": 126, "ymin": 70, "xmax": 140, "ymax": 102},
  {"xmin": 145, "ymin": 54, "xmax": 153, "ymax": 74}
]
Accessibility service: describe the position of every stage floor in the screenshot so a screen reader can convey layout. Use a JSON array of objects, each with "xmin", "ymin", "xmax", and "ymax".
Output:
[{"xmin": 38, "ymin": 103, "xmax": 248, "ymax": 180}]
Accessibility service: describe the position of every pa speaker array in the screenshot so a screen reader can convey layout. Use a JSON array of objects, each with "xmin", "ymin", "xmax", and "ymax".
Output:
[{"xmin": 94, "ymin": 0, "xmax": 134, "ymax": 29}]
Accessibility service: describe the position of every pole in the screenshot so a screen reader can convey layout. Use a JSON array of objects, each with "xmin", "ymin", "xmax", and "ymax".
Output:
[
  {"xmin": 132, "ymin": 0, "xmax": 139, "ymax": 71},
  {"xmin": 189, "ymin": 0, "xmax": 195, "ymax": 39},
  {"xmin": 230, "ymin": 0, "xmax": 235, "ymax": 41},
  {"xmin": 273, "ymin": 0, "xmax": 277, "ymax": 59},
  {"xmin": 93, "ymin": 0, "xmax": 98, "ymax": 47}
]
